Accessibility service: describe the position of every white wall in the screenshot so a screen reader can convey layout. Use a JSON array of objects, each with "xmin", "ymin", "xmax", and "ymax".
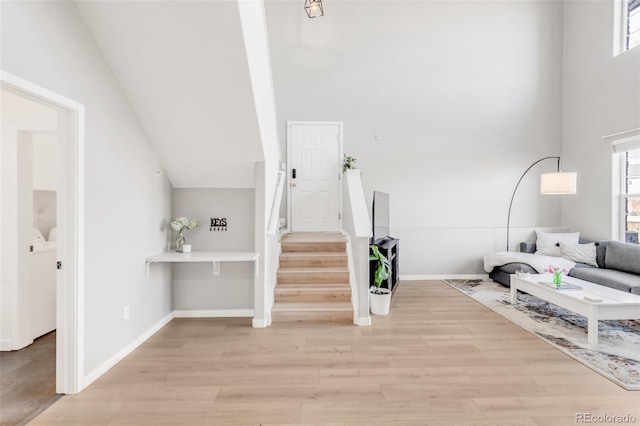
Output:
[
  {"xmin": 32, "ymin": 132, "xmax": 58, "ymax": 191},
  {"xmin": 1, "ymin": 1, "xmax": 172, "ymax": 375},
  {"xmin": 266, "ymin": 0, "xmax": 565, "ymax": 274},
  {"xmin": 75, "ymin": 1, "xmax": 265, "ymax": 189},
  {"xmin": 172, "ymin": 188, "xmax": 255, "ymax": 311},
  {"xmin": 237, "ymin": 2, "xmax": 282, "ymax": 325},
  {"xmin": 32, "ymin": 132, "xmax": 58, "ymax": 238},
  {"xmin": 562, "ymin": 0, "xmax": 640, "ymax": 240},
  {"xmin": 238, "ymin": 0, "xmax": 282, "ymax": 205}
]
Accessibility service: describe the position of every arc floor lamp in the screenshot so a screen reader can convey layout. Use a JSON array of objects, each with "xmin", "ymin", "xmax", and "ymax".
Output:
[{"xmin": 506, "ymin": 156, "xmax": 577, "ymax": 251}]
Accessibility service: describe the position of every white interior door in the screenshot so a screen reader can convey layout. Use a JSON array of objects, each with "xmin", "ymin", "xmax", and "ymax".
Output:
[{"xmin": 288, "ymin": 122, "xmax": 342, "ymax": 232}]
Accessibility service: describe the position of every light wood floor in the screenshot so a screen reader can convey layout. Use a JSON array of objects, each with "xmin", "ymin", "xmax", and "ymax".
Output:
[{"xmin": 31, "ymin": 281, "xmax": 640, "ymax": 425}]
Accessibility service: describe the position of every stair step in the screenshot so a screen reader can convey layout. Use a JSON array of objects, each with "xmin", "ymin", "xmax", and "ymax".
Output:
[
  {"xmin": 281, "ymin": 241, "xmax": 346, "ymax": 253},
  {"xmin": 271, "ymin": 310, "xmax": 353, "ymax": 323},
  {"xmin": 273, "ymin": 301, "xmax": 353, "ymax": 312},
  {"xmin": 275, "ymin": 283, "xmax": 351, "ymax": 289},
  {"xmin": 281, "ymin": 233, "xmax": 347, "ymax": 243},
  {"xmin": 273, "ymin": 234, "xmax": 353, "ymax": 324},
  {"xmin": 279, "ymin": 252, "xmax": 348, "ymax": 267},
  {"xmin": 277, "ymin": 267, "xmax": 349, "ymax": 284},
  {"xmin": 276, "ymin": 282, "xmax": 350, "ymax": 288},
  {"xmin": 275, "ymin": 285, "xmax": 351, "ymax": 303},
  {"xmin": 278, "ymin": 266, "xmax": 349, "ymax": 272}
]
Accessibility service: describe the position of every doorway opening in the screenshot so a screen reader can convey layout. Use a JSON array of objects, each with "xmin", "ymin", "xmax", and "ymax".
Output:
[{"xmin": 1, "ymin": 72, "xmax": 85, "ymax": 403}]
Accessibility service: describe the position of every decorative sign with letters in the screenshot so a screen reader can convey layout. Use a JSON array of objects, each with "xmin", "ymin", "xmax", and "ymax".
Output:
[{"xmin": 210, "ymin": 218, "xmax": 228, "ymax": 231}]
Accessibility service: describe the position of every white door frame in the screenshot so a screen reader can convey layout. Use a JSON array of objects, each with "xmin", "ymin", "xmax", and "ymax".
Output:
[
  {"xmin": 1, "ymin": 70, "xmax": 85, "ymax": 394},
  {"xmin": 286, "ymin": 121, "xmax": 343, "ymax": 233}
]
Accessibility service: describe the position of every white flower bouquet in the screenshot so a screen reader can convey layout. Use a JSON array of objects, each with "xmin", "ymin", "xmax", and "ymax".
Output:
[
  {"xmin": 171, "ymin": 217, "xmax": 199, "ymax": 252},
  {"xmin": 171, "ymin": 217, "xmax": 199, "ymax": 233}
]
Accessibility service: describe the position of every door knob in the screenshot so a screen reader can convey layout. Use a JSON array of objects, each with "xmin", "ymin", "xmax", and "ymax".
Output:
[{"xmin": 291, "ymin": 182, "xmax": 297, "ymax": 188}]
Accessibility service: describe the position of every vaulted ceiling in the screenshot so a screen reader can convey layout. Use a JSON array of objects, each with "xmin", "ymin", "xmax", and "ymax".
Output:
[{"xmin": 76, "ymin": 1, "xmax": 264, "ymax": 188}]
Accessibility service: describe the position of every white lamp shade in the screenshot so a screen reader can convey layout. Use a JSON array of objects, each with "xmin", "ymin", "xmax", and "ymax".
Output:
[{"xmin": 540, "ymin": 172, "xmax": 577, "ymax": 194}]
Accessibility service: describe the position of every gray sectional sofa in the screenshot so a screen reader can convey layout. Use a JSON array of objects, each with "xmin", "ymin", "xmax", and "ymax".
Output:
[{"xmin": 489, "ymin": 239, "xmax": 640, "ymax": 295}]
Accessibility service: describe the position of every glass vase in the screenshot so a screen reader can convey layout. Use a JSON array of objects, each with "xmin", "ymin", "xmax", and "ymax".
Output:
[
  {"xmin": 552, "ymin": 272, "xmax": 562, "ymax": 288},
  {"xmin": 175, "ymin": 232, "xmax": 185, "ymax": 253}
]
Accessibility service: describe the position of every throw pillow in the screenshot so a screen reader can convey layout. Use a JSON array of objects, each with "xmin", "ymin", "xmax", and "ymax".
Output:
[
  {"xmin": 579, "ymin": 238, "xmax": 607, "ymax": 268},
  {"xmin": 559, "ymin": 242, "xmax": 598, "ymax": 267},
  {"xmin": 604, "ymin": 240, "xmax": 640, "ymax": 275},
  {"xmin": 535, "ymin": 230, "xmax": 580, "ymax": 257}
]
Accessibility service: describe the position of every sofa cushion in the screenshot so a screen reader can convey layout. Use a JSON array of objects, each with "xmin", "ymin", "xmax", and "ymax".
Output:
[
  {"xmin": 604, "ymin": 240, "xmax": 640, "ymax": 275},
  {"xmin": 569, "ymin": 266, "xmax": 640, "ymax": 294},
  {"xmin": 559, "ymin": 242, "xmax": 598, "ymax": 267},
  {"xmin": 535, "ymin": 230, "xmax": 580, "ymax": 257}
]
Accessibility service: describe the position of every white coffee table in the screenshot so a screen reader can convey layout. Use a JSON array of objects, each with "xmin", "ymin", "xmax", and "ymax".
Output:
[{"xmin": 510, "ymin": 274, "xmax": 640, "ymax": 345}]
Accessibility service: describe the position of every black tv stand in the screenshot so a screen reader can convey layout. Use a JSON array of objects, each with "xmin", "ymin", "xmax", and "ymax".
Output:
[{"xmin": 370, "ymin": 237, "xmax": 400, "ymax": 296}]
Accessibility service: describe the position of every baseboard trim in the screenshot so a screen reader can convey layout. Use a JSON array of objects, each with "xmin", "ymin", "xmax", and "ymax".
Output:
[
  {"xmin": 252, "ymin": 317, "xmax": 269, "ymax": 328},
  {"xmin": 173, "ymin": 309, "xmax": 254, "ymax": 318},
  {"xmin": 356, "ymin": 317, "xmax": 371, "ymax": 326},
  {"xmin": 83, "ymin": 311, "xmax": 173, "ymax": 389},
  {"xmin": 401, "ymin": 274, "xmax": 489, "ymax": 281},
  {"xmin": 0, "ymin": 339, "xmax": 12, "ymax": 351}
]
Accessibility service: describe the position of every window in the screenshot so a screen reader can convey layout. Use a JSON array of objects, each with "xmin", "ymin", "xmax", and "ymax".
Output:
[
  {"xmin": 622, "ymin": 148, "xmax": 640, "ymax": 242},
  {"xmin": 625, "ymin": 0, "xmax": 640, "ymax": 50},
  {"xmin": 613, "ymin": 137, "xmax": 640, "ymax": 244},
  {"xmin": 615, "ymin": 0, "xmax": 640, "ymax": 54}
]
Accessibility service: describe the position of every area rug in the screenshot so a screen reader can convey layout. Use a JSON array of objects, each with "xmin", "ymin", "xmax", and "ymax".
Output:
[{"xmin": 443, "ymin": 279, "xmax": 640, "ymax": 390}]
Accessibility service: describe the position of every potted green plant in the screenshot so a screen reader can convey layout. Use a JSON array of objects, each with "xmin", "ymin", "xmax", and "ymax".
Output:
[
  {"xmin": 343, "ymin": 154, "xmax": 357, "ymax": 173},
  {"xmin": 369, "ymin": 245, "xmax": 392, "ymax": 315}
]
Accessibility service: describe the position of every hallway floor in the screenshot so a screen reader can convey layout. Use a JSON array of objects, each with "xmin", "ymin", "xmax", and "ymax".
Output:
[
  {"xmin": 28, "ymin": 282, "xmax": 640, "ymax": 425},
  {"xmin": 0, "ymin": 332, "xmax": 58, "ymax": 426}
]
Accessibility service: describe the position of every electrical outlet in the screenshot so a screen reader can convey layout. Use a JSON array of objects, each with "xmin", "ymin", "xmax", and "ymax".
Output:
[{"xmin": 123, "ymin": 305, "xmax": 130, "ymax": 320}]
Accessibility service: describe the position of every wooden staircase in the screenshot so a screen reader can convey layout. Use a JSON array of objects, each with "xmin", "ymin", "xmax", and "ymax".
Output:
[{"xmin": 272, "ymin": 233, "xmax": 353, "ymax": 324}]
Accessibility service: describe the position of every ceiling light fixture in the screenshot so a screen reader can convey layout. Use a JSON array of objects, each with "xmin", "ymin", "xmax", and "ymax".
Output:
[{"xmin": 305, "ymin": 0, "xmax": 324, "ymax": 18}]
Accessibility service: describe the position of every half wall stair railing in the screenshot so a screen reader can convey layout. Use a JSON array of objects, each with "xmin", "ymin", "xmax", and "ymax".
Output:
[
  {"xmin": 266, "ymin": 170, "xmax": 286, "ymax": 318},
  {"xmin": 342, "ymin": 169, "xmax": 373, "ymax": 326}
]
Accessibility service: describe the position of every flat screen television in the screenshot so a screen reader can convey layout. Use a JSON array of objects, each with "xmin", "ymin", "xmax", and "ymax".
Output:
[{"xmin": 372, "ymin": 191, "xmax": 390, "ymax": 243}]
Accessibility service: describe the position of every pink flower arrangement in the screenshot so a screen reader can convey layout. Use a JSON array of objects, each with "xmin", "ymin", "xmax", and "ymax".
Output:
[
  {"xmin": 544, "ymin": 265, "xmax": 567, "ymax": 287},
  {"xmin": 544, "ymin": 265, "xmax": 567, "ymax": 275}
]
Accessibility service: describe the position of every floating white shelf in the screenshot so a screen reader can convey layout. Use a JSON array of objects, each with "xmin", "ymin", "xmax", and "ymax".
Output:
[{"xmin": 145, "ymin": 251, "xmax": 259, "ymax": 278}]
